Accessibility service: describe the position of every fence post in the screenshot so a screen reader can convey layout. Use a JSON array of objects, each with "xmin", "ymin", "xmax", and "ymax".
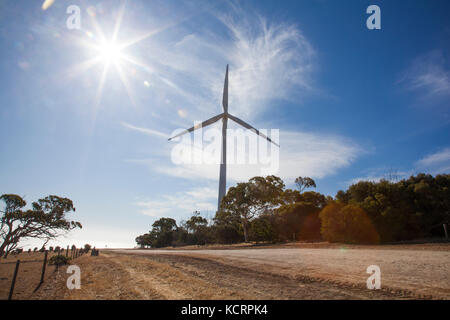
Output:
[
  {"xmin": 66, "ymin": 246, "xmax": 69, "ymax": 257},
  {"xmin": 39, "ymin": 250, "xmax": 48, "ymax": 284},
  {"xmin": 8, "ymin": 260, "xmax": 20, "ymax": 300}
]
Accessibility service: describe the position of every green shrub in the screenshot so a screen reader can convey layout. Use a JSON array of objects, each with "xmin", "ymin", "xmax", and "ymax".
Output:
[{"xmin": 48, "ymin": 255, "xmax": 71, "ymax": 266}]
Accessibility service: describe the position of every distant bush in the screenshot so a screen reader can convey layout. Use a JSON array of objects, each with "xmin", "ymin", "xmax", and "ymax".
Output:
[
  {"xmin": 319, "ymin": 202, "xmax": 380, "ymax": 244},
  {"xmin": 249, "ymin": 215, "xmax": 276, "ymax": 243},
  {"xmin": 48, "ymin": 255, "xmax": 71, "ymax": 266}
]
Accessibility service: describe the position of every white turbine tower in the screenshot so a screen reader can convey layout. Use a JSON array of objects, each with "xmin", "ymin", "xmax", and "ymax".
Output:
[{"xmin": 168, "ymin": 65, "xmax": 280, "ymax": 211}]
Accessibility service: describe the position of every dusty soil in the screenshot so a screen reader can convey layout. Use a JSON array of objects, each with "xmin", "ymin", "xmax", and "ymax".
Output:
[
  {"xmin": 7, "ymin": 243, "xmax": 450, "ymax": 300},
  {"xmin": 31, "ymin": 252, "xmax": 411, "ymax": 300},
  {"xmin": 116, "ymin": 244, "xmax": 450, "ymax": 299}
]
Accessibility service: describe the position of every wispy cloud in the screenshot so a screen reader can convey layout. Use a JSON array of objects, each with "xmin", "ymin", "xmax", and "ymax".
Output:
[
  {"xmin": 135, "ymin": 186, "xmax": 217, "ymax": 218},
  {"xmin": 141, "ymin": 3, "xmax": 316, "ymax": 121},
  {"xmin": 348, "ymin": 148, "xmax": 450, "ymax": 187},
  {"xmin": 399, "ymin": 50, "xmax": 450, "ymax": 99},
  {"xmin": 218, "ymin": 9, "xmax": 315, "ymax": 118},
  {"xmin": 121, "ymin": 121, "xmax": 168, "ymax": 139},
  {"xmin": 415, "ymin": 147, "xmax": 450, "ymax": 174},
  {"xmin": 348, "ymin": 168, "xmax": 412, "ymax": 186}
]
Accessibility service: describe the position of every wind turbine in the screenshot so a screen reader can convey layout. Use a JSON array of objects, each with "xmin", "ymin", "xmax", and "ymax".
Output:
[{"xmin": 168, "ymin": 65, "xmax": 280, "ymax": 211}]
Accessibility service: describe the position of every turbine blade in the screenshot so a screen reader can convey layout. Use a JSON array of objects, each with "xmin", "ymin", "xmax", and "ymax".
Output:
[
  {"xmin": 168, "ymin": 113, "xmax": 224, "ymax": 141},
  {"xmin": 222, "ymin": 65, "xmax": 228, "ymax": 113},
  {"xmin": 228, "ymin": 114, "xmax": 280, "ymax": 147}
]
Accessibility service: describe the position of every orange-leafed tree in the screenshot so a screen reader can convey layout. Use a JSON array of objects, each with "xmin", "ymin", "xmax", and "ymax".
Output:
[{"xmin": 319, "ymin": 202, "xmax": 379, "ymax": 244}]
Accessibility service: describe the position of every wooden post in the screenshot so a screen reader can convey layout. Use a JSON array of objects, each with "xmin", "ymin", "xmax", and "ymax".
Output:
[
  {"xmin": 66, "ymin": 246, "xmax": 69, "ymax": 257},
  {"xmin": 8, "ymin": 260, "xmax": 20, "ymax": 300},
  {"xmin": 39, "ymin": 251, "xmax": 48, "ymax": 284},
  {"xmin": 444, "ymin": 224, "xmax": 448, "ymax": 239}
]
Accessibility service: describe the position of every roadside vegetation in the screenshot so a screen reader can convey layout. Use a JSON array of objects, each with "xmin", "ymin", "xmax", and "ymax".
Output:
[{"xmin": 136, "ymin": 173, "xmax": 450, "ymax": 247}]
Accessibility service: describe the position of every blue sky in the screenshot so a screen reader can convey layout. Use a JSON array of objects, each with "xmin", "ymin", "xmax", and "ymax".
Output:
[{"xmin": 0, "ymin": 0, "xmax": 449, "ymax": 248}]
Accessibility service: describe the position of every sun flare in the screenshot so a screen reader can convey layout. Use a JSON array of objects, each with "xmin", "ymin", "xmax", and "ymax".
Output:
[{"xmin": 68, "ymin": 2, "xmax": 158, "ymax": 108}]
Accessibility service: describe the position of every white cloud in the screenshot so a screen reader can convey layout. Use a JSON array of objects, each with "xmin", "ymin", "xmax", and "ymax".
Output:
[
  {"xmin": 415, "ymin": 148, "xmax": 450, "ymax": 174},
  {"xmin": 156, "ymin": 129, "xmax": 361, "ymax": 184},
  {"xmin": 135, "ymin": 186, "xmax": 217, "ymax": 218},
  {"xmin": 400, "ymin": 50, "xmax": 450, "ymax": 99},
  {"xmin": 130, "ymin": 130, "xmax": 361, "ymax": 220}
]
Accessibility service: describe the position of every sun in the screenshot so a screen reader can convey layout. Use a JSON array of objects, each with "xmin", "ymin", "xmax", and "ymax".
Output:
[
  {"xmin": 67, "ymin": 2, "xmax": 161, "ymax": 108},
  {"xmin": 96, "ymin": 41, "xmax": 123, "ymax": 65}
]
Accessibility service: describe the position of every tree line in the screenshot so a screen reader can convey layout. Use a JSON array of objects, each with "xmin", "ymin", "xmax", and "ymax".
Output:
[{"xmin": 136, "ymin": 173, "xmax": 450, "ymax": 248}]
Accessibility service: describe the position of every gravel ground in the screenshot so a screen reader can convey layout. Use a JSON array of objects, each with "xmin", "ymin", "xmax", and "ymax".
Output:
[{"xmin": 116, "ymin": 245, "xmax": 450, "ymax": 299}]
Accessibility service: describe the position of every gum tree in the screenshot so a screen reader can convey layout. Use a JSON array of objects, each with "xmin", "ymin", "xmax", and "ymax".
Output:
[
  {"xmin": 0, "ymin": 194, "xmax": 82, "ymax": 257},
  {"xmin": 219, "ymin": 176, "xmax": 285, "ymax": 242}
]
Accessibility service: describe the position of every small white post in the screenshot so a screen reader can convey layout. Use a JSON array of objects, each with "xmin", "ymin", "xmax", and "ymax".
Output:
[{"xmin": 444, "ymin": 224, "xmax": 448, "ymax": 239}]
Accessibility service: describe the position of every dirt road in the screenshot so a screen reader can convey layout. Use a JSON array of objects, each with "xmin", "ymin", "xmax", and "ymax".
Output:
[{"xmin": 114, "ymin": 246, "xmax": 450, "ymax": 299}]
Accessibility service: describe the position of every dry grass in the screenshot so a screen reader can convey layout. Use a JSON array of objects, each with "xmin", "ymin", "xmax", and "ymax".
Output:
[
  {"xmin": 0, "ymin": 251, "xmax": 79, "ymax": 300},
  {"xmin": 31, "ymin": 251, "xmax": 416, "ymax": 300},
  {"xmin": 40, "ymin": 253, "xmax": 245, "ymax": 300},
  {"xmin": 4, "ymin": 243, "xmax": 449, "ymax": 300}
]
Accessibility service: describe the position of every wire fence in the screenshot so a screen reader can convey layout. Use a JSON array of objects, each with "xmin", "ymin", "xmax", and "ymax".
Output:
[{"xmin": 0, "ymin": 247, "xmax": 88, "ymax": 300}]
